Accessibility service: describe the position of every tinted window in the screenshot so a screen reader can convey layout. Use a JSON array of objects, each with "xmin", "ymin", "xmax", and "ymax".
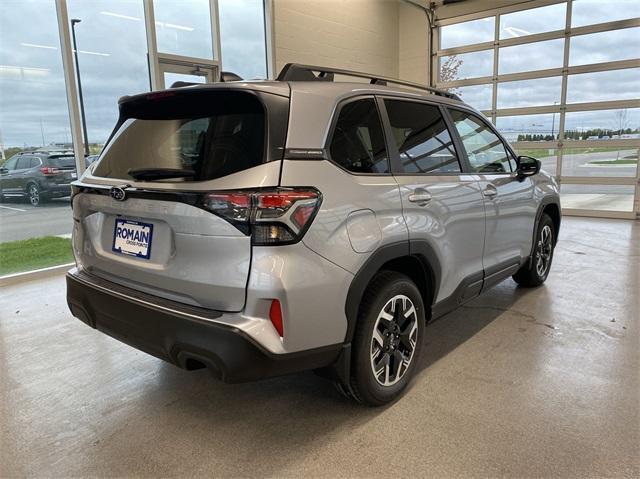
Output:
[
  {"xmin": 329, "ymin": 99, "xmax": 389, "ymax": 174},
  {"xmin": 16, "ymin": 156, "xmax": 32, "ymax": 169},
  {"xmin": 3, "ymin": 157, "xmax": 19, "ymax": 170},
  {"xmin": 449, "ymin": 110, "xmax": 512, "ymax": 173},
  {"xmin": 385, "ymin": 100, "xmax": 460, "ymax": 174},
  {"xmin": 94, "ymin": 91, "xmax": 266, "ymax": 182},
  {"xmin": 48, "ymin": 156, "xmax": 75, "ymax": 168},
  {"xmin": 29, "ymin": 157, "xmax": 42, "ymax": 168}
]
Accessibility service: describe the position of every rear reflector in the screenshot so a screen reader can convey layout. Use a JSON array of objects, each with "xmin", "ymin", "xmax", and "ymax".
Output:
[{"xmin": 269, "ymin": 299, "xmax": 284, "ymax": 337}]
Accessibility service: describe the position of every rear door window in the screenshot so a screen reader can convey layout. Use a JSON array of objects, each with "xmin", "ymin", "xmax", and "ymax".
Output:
[
  {"xmin": 328, "ymin": 98, "xmax": 390, "ymax": 174},
  {"xmin": 384, "ymin": 99, "xmax": 461, "ymax": 174},
  {"xmin": 16, "ymin": 156, "xmax": 32, "ymax": 169},
  {"xmin": 93, "ymin": 91, "xmax": 266, "ymax": 182}
]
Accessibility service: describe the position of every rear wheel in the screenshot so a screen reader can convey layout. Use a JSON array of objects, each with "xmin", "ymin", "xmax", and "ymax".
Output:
[
  {"xmin": 513, "ymin": 213, "xmax": 555, "ymax": 287},
  {"xmin": 26, "ymin": 183, "xmax": 43, "ymax": 207},
  {"xmin": 349, "ymin": 271, "xmax": 425, "ymax": 406}
]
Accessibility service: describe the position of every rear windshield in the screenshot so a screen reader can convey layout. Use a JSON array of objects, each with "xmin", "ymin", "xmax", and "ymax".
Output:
[
  {"xmin": 49, "ymin": 156, "xmax": 76, "ymax": 168},
  {"xmin": 93, "ymin": 90, "xmax": 266, "ymax": 182}
]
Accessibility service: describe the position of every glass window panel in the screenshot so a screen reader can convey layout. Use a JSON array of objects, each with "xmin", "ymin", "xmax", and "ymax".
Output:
[
  {"xmin": 455, "ymin": 84, "xmax": 493, "ymax": 111},
  {"xmin": 497, "ymin": 77, "xmax": 562, "ymax": 108},
  {"xmin": 513, "ymin": 148, "xmax": 558, "ymax": 176},
  {"xmin": 384, "ymin": 100, "xmax": 461, "ymax": 174},
  {"xmin": 69, "ymin": 1, "xmax": 150, "ymax": 153},
  {"xmin": 499, "ymin": 39, "xmax": 564, "ymax": 74},
  {"xmin": 495, "ymin": 114, "xmax": 560, "ymax": 142},
  {"xmin": 329, "ymin": 99, "xmax": 389, "ymax": 174},
  {"xmin": 561, "ymin": 147, "xmax": 637, "ymax": 177},
  {"xmin": 0, "ymin": 0, "xmax": 74, "ymax": 272},
  {"xmin": 440, "ymin": 17, "xmax": 495, "ymax": 49},
  {"xmin": 570, "ymin": 28, "xmax": 640, "ymax": 66},
  {"xmin": 449, "ymin": 109, "xmax": 512, "ymax": 173},
  {"xmin": 561, "ymin": 184, "xmax": 635, "ymax": 212},
  {"xmin": 571, "ymin": 0, "xmax": 640, "ymax": 28},
  {"xmin": 219, "ymin": 0, "xmax": 267, "ymax": 80},
  {"xmin": 566, "ymin": 68, "xmax": 640, "ymax": 103},
  {"xmin": 564, "ymin": 108, "xmax": 640, "ymax": 138},
  {"xmin": 499, "ymin": 3, "xmax": 566, "ymax": 39},
  {"xmin": 439, "ymin": 49, "xmax": 493, "ymax": 81},
  {"xmin": 154, "ymin": 0, "xmax": 213, "ymax": 59},
  {"xmin": 164, "ymin": 72, "xmax": 208, "ymax": 86}
]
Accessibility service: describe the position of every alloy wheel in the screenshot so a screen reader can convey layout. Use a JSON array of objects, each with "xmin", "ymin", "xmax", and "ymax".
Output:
[
  {"xmin": 370, "ymin": 294, "xmax": 419, "ymax": 387},
  {"xmin": 535, "ymin": 224, "xmax": 553, "ymax": 277},
  {"xmin": 28, "ymin": 184, "xmax": 40, "ymax": 206}
]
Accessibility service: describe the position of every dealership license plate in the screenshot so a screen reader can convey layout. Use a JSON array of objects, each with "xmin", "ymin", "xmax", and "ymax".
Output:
[{"xmin": 112, "ymin": 219, "xmax": 154, "ymax": 260}]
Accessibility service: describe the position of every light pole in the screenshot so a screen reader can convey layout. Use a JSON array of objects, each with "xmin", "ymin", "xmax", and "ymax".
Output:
[
  {"xmin": 70, "ymin": 18, "xmax": 90, "ymax": 156},
  {"xmin": 551, "ymin": 101, "xmax": 558, "ymax": 140}
]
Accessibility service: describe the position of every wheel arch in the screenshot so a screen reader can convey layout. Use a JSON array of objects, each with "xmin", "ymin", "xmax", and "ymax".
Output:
[{"xmin": 344, "ymin": 241, "xmax": 441, "ymax": 345}]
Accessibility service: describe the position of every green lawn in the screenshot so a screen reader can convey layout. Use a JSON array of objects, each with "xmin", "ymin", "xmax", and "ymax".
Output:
[{"xmin": 0, "ymin": 236, "xmax": 74, "ymax": 276}]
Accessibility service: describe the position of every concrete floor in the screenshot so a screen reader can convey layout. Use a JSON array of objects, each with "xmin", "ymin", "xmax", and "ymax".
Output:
[{"xmin": 1, "ymin": 217, "xmax": 638, "ymax": 478}]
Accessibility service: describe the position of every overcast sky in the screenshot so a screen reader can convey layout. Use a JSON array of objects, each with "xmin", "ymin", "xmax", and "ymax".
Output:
[
  {"xmin": 0, "ymin": 0, "xmax": 266, "ymax": 148},
  {"xmin": 0, "ymin": 0, "xmax": 638, "ymax": 148}
]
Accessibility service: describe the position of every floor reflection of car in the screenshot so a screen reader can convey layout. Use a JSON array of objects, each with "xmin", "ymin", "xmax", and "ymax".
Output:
[{"xmin": 0, "ymin": 151, "xmax": 82, "ymax": 206}]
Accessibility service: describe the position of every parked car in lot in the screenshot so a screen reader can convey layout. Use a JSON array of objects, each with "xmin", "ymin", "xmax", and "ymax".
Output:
[
  {"xmin": 0, "ymin": 151, "xmax": 80, "ymax": 206},
  {"xmin": 66, "ymin": 64, "xmax": 561, "ymax": 406}
]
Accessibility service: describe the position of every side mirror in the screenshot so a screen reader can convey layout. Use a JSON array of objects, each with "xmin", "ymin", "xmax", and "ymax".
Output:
[
  {"xmin": 516, "ymin": 155, "xmax": 541, "ymax": 178},
  {"xmin": 0, "ymin": 167, "xmax": 8, "ymax": 174}
]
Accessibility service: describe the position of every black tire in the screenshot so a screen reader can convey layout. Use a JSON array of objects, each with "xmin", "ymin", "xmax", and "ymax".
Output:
[
  {"xmin": 513, "ymin": 213, "xmax": 555, "ymax": 287},
  {"xmin": 349, "ymin": 271, "xmax": 425, "ymax": 406},
  {"xmin": 26, "ymin": 183, "xmax": 43, "ymax": 207}
]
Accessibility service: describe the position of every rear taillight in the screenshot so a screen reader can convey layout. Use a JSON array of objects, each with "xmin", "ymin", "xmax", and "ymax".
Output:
[
  {"xmin": 40, "ymin": 167, "xmax": 61, "ymax": 176},
  {"xmin": 203, "ymin": 188, "xmax": 321, "ymax": 246}
]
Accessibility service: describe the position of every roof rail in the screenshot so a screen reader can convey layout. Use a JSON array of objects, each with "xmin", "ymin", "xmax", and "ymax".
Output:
[{"xmin": 276, "ymin": 63, "xmax": 461, "ymax": 101}]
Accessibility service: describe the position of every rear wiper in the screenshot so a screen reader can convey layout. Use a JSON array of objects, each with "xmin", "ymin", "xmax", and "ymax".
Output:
[{"xmin": 128, "ymin": 168, "xmax": 196, "ymax": 181}]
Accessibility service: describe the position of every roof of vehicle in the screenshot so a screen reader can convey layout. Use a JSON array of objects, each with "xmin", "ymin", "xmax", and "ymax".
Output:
[{"xmin": 120, "ymin": 64, "xmax": 466, "ymax": 108}]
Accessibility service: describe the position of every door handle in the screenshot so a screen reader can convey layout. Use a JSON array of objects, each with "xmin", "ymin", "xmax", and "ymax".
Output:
[
  {"xmin": 482, "ymin": 185, "xmax": 498, "ymax": 198},
  {"xmin": 408, "ymin": 190, "xmax": 432, "ymax": 204}
]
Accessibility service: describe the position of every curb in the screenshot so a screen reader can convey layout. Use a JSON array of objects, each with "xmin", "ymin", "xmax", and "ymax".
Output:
[{"xmin": 0, "ymin": 263, "xmax": 74, "ymax": 287}]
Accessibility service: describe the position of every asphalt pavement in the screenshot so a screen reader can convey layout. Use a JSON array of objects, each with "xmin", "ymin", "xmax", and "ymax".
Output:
[{"xmin": 0, "ymin": 198, "xmax": 73, "ymax": 243}]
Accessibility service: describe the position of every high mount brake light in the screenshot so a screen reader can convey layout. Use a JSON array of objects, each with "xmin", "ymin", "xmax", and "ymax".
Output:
[{"xmin": 203, "ymin": 188, "xmax": 321, "ymax": 245}]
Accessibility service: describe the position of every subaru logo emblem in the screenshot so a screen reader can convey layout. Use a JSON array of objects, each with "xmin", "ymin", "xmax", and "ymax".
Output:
[{"xmin": 110, "ymin": 187, "xmax": 127, "ymax": 201}]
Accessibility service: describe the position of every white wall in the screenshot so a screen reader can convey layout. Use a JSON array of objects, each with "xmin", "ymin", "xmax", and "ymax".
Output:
[
  {"xmin": 272, "ymin": 0, "xmax": 401, "ymax": 79},
  {"xmin": 398, "ymin": 1, "xmax": 430, "ymax": 84}
]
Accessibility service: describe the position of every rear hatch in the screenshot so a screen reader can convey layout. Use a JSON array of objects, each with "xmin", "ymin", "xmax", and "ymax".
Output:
[
  {"xmin": 46, "ymin": 155, "xmax": 77, "ymax": 184},
  {"xmin": 72, "ymin": 86, "xmax": 290, "ymax": 311}
]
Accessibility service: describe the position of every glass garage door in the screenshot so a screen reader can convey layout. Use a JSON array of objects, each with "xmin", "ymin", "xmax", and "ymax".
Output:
[{"xmin": 435, "ymin": 0, "xmax": 640, "ymax": 219}]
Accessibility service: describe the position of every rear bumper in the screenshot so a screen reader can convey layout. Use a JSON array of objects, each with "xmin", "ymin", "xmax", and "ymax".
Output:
[
  {"xmin": 42, "ymin": 182, "xmax": 72, "ymax": 196},
  {"xmin": 66, "ymin": 268, "xmax": 341, "ymax": 382}
]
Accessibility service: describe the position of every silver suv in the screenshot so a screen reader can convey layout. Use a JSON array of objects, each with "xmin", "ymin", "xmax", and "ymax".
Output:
[{"xmin": 66, "ymin": 64, "xmax": 560, "ymax": 406}]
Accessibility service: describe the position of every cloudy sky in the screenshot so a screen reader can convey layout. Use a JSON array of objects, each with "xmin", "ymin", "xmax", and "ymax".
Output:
[
  {"xmin": 0, "ymin": 0, "xmax": 638, "ymax": 149},
  {"xmin": 439, "ymin": 0, "xmax": 639, "ymax": 135},
  {"xmin": 0, "ymin": 0, "xmax": 266, "ymax": 148}
]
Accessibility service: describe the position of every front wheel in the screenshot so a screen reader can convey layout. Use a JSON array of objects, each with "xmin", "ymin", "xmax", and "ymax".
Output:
[
  {"xmin": 513, "ymin": 213, "xmax": 555, "ymax": 287},
  {"xmin": 349, "ymin": 271, "xmax": 425, "ymax": 406}
]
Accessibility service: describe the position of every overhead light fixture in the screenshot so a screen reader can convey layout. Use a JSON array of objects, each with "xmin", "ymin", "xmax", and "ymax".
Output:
[
  {"xmin": 100, "ymin": 11, "xmax": 141, "ymax": 21},
  {"xmin": 73, "ymin": 49, "xmax": 111, "ymax": 57},
  {"xmin": 155, "ymin": 21, "xmax": 194, "ymax": 32},
  {"xmin": 20, "ymin": 43, "xmax": 58, "ymax": 50},
  {"xmin": 503, "ymin": 26, "xmax": 531, "ymax": 38}
]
